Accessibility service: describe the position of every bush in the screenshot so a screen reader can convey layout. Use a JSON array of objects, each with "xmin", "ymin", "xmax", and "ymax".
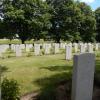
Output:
[{"xmin": 1, "ymin": 78, "xmax": 20, "ymax": 100}]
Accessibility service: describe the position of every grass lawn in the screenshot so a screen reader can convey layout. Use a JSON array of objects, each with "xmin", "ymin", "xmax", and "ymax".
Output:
[{"xmin": 0, "ymin": 53, "xmax": 100, "ymax": 97}]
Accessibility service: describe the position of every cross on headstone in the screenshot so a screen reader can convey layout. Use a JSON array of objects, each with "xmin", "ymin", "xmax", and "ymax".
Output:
[{"xmin": 72, "ymin": 53, "xmax": 95, "ymax": 100}]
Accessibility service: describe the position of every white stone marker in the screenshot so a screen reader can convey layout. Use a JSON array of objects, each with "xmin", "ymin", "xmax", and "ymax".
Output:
[
  {"xmin": 34, "ymin": 44, "xmax": 40, "ymax": 56},
  {"xmin": 54, "ymin": 43, "xmax": 59, "ymax": 54},
  {"xmin": 65, "ymin": 44, "xmax": 72, "ymax": 60},
  {"xmin": 72, "ymin": 53, "xmax": 95, "ymax": 100},
  {"xmin": 44, "ymin": 44, "xmax": 51, "ymax": 54},
  {"xmin": 88, "ymin": 43, "xmax": 94, "ymax": 53},
  {"xmin": 26, "ymin": 44, "xmax": 30, "ymax": 52},
  {"xmin": 80, "ymin": 44, "xmax": 86, "ymax": 53},
  {"xmin": 73, "ymin": 43, "xmax": 78, "ymax": 53},
  {"xmin": 95, "ymin": 43, "xmax": 99, "ymax": 51},
  {"xmin": 15, "ymin": 45, "xmax": 22, "ymax": 57}
]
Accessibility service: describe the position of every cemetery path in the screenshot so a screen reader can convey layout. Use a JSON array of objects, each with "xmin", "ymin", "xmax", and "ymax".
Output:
[{"xmin": 20, "ymin": 92, "xmax": 38, "ymax": 100}]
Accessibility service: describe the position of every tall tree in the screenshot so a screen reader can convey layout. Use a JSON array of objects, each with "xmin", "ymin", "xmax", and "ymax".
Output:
[
  {"xmin": 2, "ymin": 0, "xmax": 51, "ymax": 43},
  {"xmin": 77, "ymin": 2, "xmax": 96, "ymax": 42},
  {"xmin": 95, "ymin": 7, "xmax": 100, "ymax": 42},
  {"xmin": 46, "ymin": 0, "xmax": 82, "ymax": 43}
]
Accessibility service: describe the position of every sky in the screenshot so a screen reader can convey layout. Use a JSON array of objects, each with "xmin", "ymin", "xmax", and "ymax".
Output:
[{"xmin": 79, "ymin": 0, "xmax": 100, "ymax": 10}]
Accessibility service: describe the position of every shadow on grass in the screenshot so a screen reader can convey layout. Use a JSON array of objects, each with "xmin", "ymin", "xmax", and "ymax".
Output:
[
  {"xmin": 40, "ymin": 65, "xmax": 72, "ymax": 72},
  {"xmin": 33, "ymin": 72, "xmax": 72, "ymax": 100},
  {"xmin": 94, "ymin": 60, "xmax": 100, "ymax": 87},
  {"xmin": 0, "ymin": 65, "xmax": 8, "ymax": 76}
]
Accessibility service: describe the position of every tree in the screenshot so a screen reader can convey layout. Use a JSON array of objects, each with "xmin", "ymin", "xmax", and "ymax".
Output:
[
  {"xmin": 95, "ymin": 7, "xmax": 100, "ymax": 42},
  {"xmin": 2, "ymin": 0, "xmax": 51, "ymax": 43},
  {"xmin": 77, "ymin": 2, "xmax": 96, "ymax": 42},
  {"xmin": 46, "ymin": 0, "xmax": 82, "ymax": 43}
]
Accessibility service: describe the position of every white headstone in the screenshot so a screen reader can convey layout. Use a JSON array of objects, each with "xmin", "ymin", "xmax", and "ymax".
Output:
[
  {"xmin": 95, "ymin": 43, "xmax": 99, "ymax": 51},
  {"xmin": 73, "ymin": 43, "xmax": 78, "ymax": 53},
  {"xmin": 72, "ymin": 53, "xmax": 95, "ymax": 100},
  {"xmin": 65, "ymin": 44, "xmax": 72, "ymax": 60},
  {"xmin": 80, "ymin": 44, "xmax": 85, "ymax": 53},
  {"xmin": 88, "ymin": 43, "xmax": 94, "ymax": 53},
  {"xmin": 15, "ymin": 45, "xmax": 22, "ymax": 57},
  {"xmin": 26, "ymin": 44, "xmax": 30, "ymax": 52},
  {"xmin": 34, "ymin": 44, "xmax": 40, "ymax": 56},
  {"xmin": 44, "ymin": 44, "xmax": 51, "ymax": 54},
  {"xmin": 54, "ymin": 43, "xmax": 60, "ymax": 54}
]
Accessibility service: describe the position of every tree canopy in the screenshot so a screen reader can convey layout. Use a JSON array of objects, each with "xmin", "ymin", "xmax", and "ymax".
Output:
[
  {"xmin": 0, "ymin": 0, "xmax": 99, "ymax": 43},
  {"xmin": 95, "ymin": 7, "xmax": 100, "ymax": 42}
]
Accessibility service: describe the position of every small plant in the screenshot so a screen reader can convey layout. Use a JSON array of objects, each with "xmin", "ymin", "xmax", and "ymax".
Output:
[{"xmin": 1, "ymin": 78, "xmax": 20, "ymax": 100}]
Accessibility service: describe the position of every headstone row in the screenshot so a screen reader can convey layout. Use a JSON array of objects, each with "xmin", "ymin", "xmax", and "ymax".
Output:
[{"xmin": 0, "ymin": 43, "xmax": 99, "ymax": 57}]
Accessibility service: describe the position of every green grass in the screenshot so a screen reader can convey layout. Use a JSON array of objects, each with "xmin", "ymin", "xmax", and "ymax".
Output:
[
  {"xmin": 0, "ymin": 54, "xmax": 72, "ymax": 95},
  {"xmin": 0, "ymin": 53, "xmax": 100, "ymax": 98}
]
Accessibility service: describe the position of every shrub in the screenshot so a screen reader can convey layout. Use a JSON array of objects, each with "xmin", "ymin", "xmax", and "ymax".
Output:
[{"xmin": 1, "ymin": 78, "xmax": 20, "ymax": 100}]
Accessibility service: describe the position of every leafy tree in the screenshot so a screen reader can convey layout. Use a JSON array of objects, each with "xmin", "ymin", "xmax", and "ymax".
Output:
[
  {"xmin": 77, "ymin": 2, "xmax": 96, "ymax": 42},
  {"xmin": 46, "ymin": 0, "xmax": 82, "ymax": 43},
  {"xmin": 2, "ymin": 0, "xmax": 51, "ymax": 43},
  {"xmin": 95, "ymin": 7, "xmax": 100, "ymax": 42}
]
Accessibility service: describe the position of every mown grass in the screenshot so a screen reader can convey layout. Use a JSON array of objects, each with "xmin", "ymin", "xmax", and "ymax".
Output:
[
  {"xmin": 0, "ymin": 54, "xmax": 72, "ymax": 95},
  {"xmin": 0, "ymin": 52, "xmax": 100, "ymax": 98}
]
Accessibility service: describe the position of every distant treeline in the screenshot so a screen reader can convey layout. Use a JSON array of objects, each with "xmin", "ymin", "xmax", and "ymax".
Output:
[{"xmin": 0, "ymin": 0, "xmax": 100, "ymax": 43}]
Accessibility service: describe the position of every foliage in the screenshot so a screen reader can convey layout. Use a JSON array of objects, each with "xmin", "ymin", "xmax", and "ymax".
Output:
[
  {"xmin": 77, "ymin": 2, "xmax": 96, "ymax": 42},
  {"xmin": 95, "ymin": 7, "xmax": 100, "ymax": 42},
  {"xmin": 1, "ymin": 78, "xmax": 20, "ymax": 100},
  {"xmin": 2, "ymin": 0, "xmax": 51, "ymax": 43},
  {"xmin": 0, "ymin": 0, "xmax": 99, "ymax": 42}
]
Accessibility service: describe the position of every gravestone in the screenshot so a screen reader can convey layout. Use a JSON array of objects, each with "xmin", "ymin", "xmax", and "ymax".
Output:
[
  {"xmin": 34, "ymin": 44, "xmax": 40, "ymax": 56},
  {"xmin": 72, "ymin": 53, "xmax": 95, "ymax": 100},
  {"xmin": 73, "ymin": 43, "xmax": 78, "ymax": 53},
  {"xmin": 15, "ymin": 45, "xmax": 22, "ymax": 57},
  {"xmin": 0, "ymin": 45, "xmax": 9, "ymax": 57},
  {"xmin": 80, "ymin": 44, "xmax": 85, "ymax": 53},
  {"xmin": 44, "ymin": 44, "xmax": 51, "ymax": 54},
  {"xmin": 88, "ymin": 43, "xmax": 94, "ymax": 53},
  {"xmin": 54, "ymin": 43, "xmax": 60, "ymax": 54},
  {"xmin": 95, "ymin": 43, "xmax": 99, "ymax": 51},
  {"xmin": 20, "ymin": 44, "xmax": 25, "ymax": 50},
  {"xmin": 26, "ymin": 44, "xmax": 30, "ymax": 52},
  {"xmin": 60, "ymin": 43, "xmax": 66, "ymax": 49},
  {"xmin": 0, "ymin": 45, "xmax": 3, "ymax": 57},
  {"xmin": 65, "ymin": 44, "xmax": 72, "ymax": 60},
  {"xmin": 11, "ymin": 44, "xmax": 16, "ymax": 52}
]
